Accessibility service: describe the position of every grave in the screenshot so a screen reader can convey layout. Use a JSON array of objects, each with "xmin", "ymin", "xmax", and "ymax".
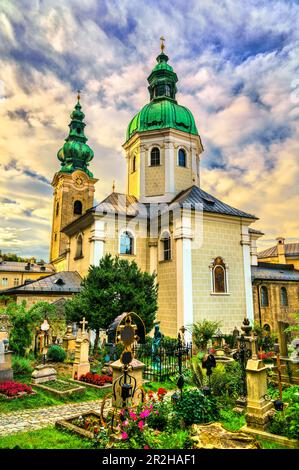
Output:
[
  {"xmin": 72, "ymin": 317, "xmax": 90, "ymax": 380},
  {"xmin": 31, "ymin": 364, "xmax": 57, "ymax": 384},
  {"xmin": 110, "ymin": 312, "xmax": 145, "ymax": 408},
  {"xmin": 62, "ymin": 325, "xmax": 76, "ymax": 360},
  {"xmin": 243, "ymin": 335, "xmax": 273, "ymax": 431}
]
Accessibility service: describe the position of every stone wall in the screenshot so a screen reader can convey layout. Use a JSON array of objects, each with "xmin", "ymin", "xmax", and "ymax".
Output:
[
  {"xmin": 191, "ymin": 214, "xmax": 247, "ymax": 334},
  {"xmin": 252, "ymin": 281, "xmax": 299, "ymax": 333}
]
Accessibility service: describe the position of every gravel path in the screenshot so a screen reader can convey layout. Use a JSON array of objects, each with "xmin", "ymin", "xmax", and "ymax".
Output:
[{"xmin": 0, "ymin": 398, "xmax": 111, "ymax": 436}]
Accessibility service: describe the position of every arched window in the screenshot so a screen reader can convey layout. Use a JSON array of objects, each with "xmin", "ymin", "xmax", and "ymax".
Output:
[
  {"xmin": 132, "ymin": 155, "xmax": 136, "ymax": 173},
  {"xmin": 165, "ymin": 85, "xmax": 171, "ymax": 97},
  {"xmin": 56, "ymin": 202, "xmax": 59, "ymax": 216},
  {"xmin": 75, "ymin": 234, "xmax": 83, "ymax": 259},
  {"xmin": 260, "ymin": 286, "xmax": 269, "ymax": 307},
  {"xmin": 280, "ymin": 287, "xmax": 288, "ymax": 306},
  {"xmin": 178, "ymin": 148, "xmax": 186, "ymax": 167},
  {"xmin": 212, "ymin": 257, "xmax": 227, "ymax": 293},
  {"xmin": 150, "ymin": 147, "xmax": 160, "ymax": 166},
  {"xmin": 160, "ymin": 231, "xmax": 171, "ymax": 261},
  {"xmin": 74, "ymin": 200, "xmax": 82, "ymax": 215},
  {"xmin": 120, "ymin": 231, "xmax": 134, "ymax": 255}
]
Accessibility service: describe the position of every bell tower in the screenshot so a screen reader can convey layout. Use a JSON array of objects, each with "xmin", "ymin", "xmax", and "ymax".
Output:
[
  {"xmin": 50, "ymin": 92, "xmax": 98, "ymax": 265},
  {"xmin": 123, "ymin": 39, "xmax": 203, "ymax": 203}
]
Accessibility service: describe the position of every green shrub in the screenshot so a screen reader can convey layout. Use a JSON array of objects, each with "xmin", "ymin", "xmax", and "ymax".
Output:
[
  {"xmin": 147, "ymin": 401, "xmax": 170, "ymax": 431},
  {"xmin": 47, "ymin": 345, "xmax": 66, "ymax": 363},
  {"xmin": 209, "ymin": 362, "xmax": 243, "ymax": 397},
  {"xmin": 173, "ymin": 388, "xmax": 219, "ymax": 426},
  {"xmin": 12, "ymin": 356, "xmax": 33, "ymax": 376},
  {"xmin": 268, "ymin": 386, "xmax": 299, "ymax": 439},
  {"xmin": 268, "ymin": 412, "xmax": 289, "ymax": 437}
]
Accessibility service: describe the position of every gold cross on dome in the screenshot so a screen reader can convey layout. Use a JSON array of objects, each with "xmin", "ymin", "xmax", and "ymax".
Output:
[
  {"xmin": 80, "ymin": 317, "xmax": 88, "ymax": 334},
  {"xmin": 77, "ymin": 89, "xmax": 81, "ymax": 101},
  {"xmin": 160, "ymin": 36, "xmax": 165, "ymax": 53}
]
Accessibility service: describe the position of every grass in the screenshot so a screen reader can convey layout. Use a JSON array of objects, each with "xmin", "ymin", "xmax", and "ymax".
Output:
[
  {"xmin": 39, "ymin": 380, "xmax": 81, "ymax": 392},
  {"xmin": 143, "ymin": 380, "xmax": 178, "ymax": 392},
  {"xmin": 219, "ymin": 408, "xmax": 246, "ymax": 432},
  {"xmin": 0, "ymin": 375, "xmax": 109, "ymax": 414},
  {"xmin": 258, "ymin": 439, "xmax": 289, "ymax": 449},
  {"xmin": 0, "ymin": 426, "xmax": 93, "ymax": 449}
]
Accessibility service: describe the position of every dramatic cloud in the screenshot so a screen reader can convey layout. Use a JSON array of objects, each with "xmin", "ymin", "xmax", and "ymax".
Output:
[{"xmin": 0, "ymin": 0, "xmax": 298, "ymax": 259}]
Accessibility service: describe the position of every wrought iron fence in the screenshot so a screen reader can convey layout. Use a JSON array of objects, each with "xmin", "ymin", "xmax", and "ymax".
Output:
[{"xmin": 132, "ymin": 339, "xmax": 192, "ymax": 382}]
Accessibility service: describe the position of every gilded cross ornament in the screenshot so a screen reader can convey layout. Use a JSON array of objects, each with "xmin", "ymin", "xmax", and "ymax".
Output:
[
  {"xmin": 77, "ymin": 89, "xmax": 81, "ymax": 101},
  {"xmin": 80, "ymin": 317, "xmax": 88, "ymax": 335},
  {"xmin": 160, "ymin": 36, "xmax": 165, "ymax": 52}
]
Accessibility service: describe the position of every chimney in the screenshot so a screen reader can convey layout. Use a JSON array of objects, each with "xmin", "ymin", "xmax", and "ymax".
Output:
[{"xmin": 276, "ymin": 237, "xmax": 286, "ymax": 264}]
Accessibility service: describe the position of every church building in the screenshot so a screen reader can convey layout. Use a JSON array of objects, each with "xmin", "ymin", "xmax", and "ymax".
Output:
[{"xmin": 49, "ymin": 43, "xmax": 261, "ymax": 338}]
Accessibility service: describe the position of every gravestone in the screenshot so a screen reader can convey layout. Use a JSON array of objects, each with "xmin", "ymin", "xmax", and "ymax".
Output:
[
  {"xmin": 31, "ymin": 365, "xmax": 57, "ymax": 384},
  {"xmin": 62, "ymin": 325, "xmax": 76, "ymax": 359},
  {"xmin": 0, "ymin": 339, "xmax": 13, "ymax": 383},
  {"xmin": 243, "ymin": 335, "xmax": 273, "ymax": 431},
  {"xmin": 72, "ymin": 318, "xmax": 90, "ymax": 380}
]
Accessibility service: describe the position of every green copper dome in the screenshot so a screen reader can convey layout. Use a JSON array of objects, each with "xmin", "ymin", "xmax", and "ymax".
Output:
[
  {"xmin": 57, "ymin": 97, "xmax": 94, "ymax": 177},
  {"xmin": 126, "ymin": 50, "xmax": 198, "ymax": 141}
]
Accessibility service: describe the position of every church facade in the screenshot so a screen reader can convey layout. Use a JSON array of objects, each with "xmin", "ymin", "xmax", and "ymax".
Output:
[{"xmin": 49, "ymin": 46, "xmax": 260, "ymax": 338}]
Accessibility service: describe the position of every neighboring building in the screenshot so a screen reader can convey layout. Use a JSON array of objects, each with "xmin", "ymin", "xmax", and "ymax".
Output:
[
  {"xmin": 0, "ymin": 256, "xmax": 55, "ymax": 291},
  {"xmin": 48, "ymin": 44, "xmax": 260, "ymax": 337},
  {"xmin": 258, "ymin": 237, "xmax": 299, "ymax": 269},
  {"xmin": 0, "ymin": 271, "xmax": 82, "ymax": 308},
  {"xmin": 251, "ymin": 262, "xmax": 299, "ymax": 354}
]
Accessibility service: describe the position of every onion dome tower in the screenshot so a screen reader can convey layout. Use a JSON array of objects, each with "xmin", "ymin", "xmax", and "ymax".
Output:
[
  {"xmin": 50, "ymin": 92, "xmax": 98, "ymax": 265},
  {"xmin": 57, "ymin": 92, "xmax": 94, "ymax": 177},
  {"xmin": 124, "ymin": 38, "xmax": 203, "ymax": 202}
]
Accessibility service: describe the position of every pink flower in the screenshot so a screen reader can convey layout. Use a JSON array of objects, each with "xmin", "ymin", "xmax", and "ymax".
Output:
[
  {"xmin": 138, "ymin": 420, "xmax": 144, "ymax": 430},
  {"xmin": 129, "ymin": 412, "xmax": 137, "ymax": 421},
  {"xmin": 144, "ymin": 445, "xmax": 150, "ymax": 449},
  {"xmin": 149, "ymin": 404, "xmax": 153, "ymax": 410},
  {"xmin": 121, "ymin": 432, "xmax": 128, "ymax": 440},
  {"xmin": 140, "ymin": 409, "xmax": 150, "ymax": 419},
  {"xmin": 123, "ymin": 420, "xmax": 129, "ymax": 427}
]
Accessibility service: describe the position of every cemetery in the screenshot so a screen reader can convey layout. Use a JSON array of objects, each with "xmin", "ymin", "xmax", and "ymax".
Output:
[{"xmin": 0, "ymin": 262, "xmax": 298, "ymax": 450}]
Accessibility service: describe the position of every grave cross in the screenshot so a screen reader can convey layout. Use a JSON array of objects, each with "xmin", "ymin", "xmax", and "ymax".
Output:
[{"xmin": 80, "ymin": 317, "xmax": 88, "ymax": 335}]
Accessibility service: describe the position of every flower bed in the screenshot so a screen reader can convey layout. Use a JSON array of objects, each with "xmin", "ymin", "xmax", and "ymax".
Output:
[
  {"xmin": 33, "ymin": 379, "xmax": 85, "ymax": 397},
  {"xmin": 258, "ymin": 351, "xmax": 274, "ymax": 360},
  {"xmin": 79, "ymin": 372, "xmax": 112, "ymax": 387},
  {"xmin": 0, "ymin": 381, "xmax": 34, "ymax": 398}
]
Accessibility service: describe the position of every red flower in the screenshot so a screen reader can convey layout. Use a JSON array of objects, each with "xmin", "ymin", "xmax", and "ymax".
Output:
[{"xmin": 157, "ymin": 387, "xmax": 167, "ymax": 399}]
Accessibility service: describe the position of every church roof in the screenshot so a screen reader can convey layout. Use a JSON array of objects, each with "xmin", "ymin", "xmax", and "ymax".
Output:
[
  {"xmin": 0, "ymin": 271, "xmax": 82, "ymax": 295},
  {"xmin": 0, "ymin": 261, "xmax": 54, "ymax": 274},
  {"xmin": 251, "ymin": 263, "xmax": 299, "ymax": 282},
  {"xmin": 258, "ymin": 242, "xmax": 299, "ymax": 259},
  {"xmin": 94, "ymin": 192, "xmax": 147, "ymax": 217},
  {"xmin": 170, "ymin": 185, "xmax": 257, "ymax": 219}
]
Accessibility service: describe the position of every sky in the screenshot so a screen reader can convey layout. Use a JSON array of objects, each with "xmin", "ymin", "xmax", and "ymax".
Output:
[{"xmin": 0, "ymin": 0, "xmax": 298, "ymax": 261}]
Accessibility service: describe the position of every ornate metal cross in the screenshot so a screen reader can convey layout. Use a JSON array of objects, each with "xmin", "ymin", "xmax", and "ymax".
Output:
[{"xmin": 160, "ymin": 36, "xmax": 165, "ymax": 52}]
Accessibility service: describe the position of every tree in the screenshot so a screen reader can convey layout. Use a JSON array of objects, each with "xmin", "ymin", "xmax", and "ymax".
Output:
[
  {"xmin": 65, "ymin": 255, "xmax": 158, "ymax": 352},
  {"xmin": 191, "ymin": 319, "xmax": 222, "ymax": 352},
  {"xmin": 3, "ymin": 301, "xmax": 62, "ymax": 356},
  {"xmin": 3, "ymin": 301, "xmax": 35, "ymax": 356}
]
